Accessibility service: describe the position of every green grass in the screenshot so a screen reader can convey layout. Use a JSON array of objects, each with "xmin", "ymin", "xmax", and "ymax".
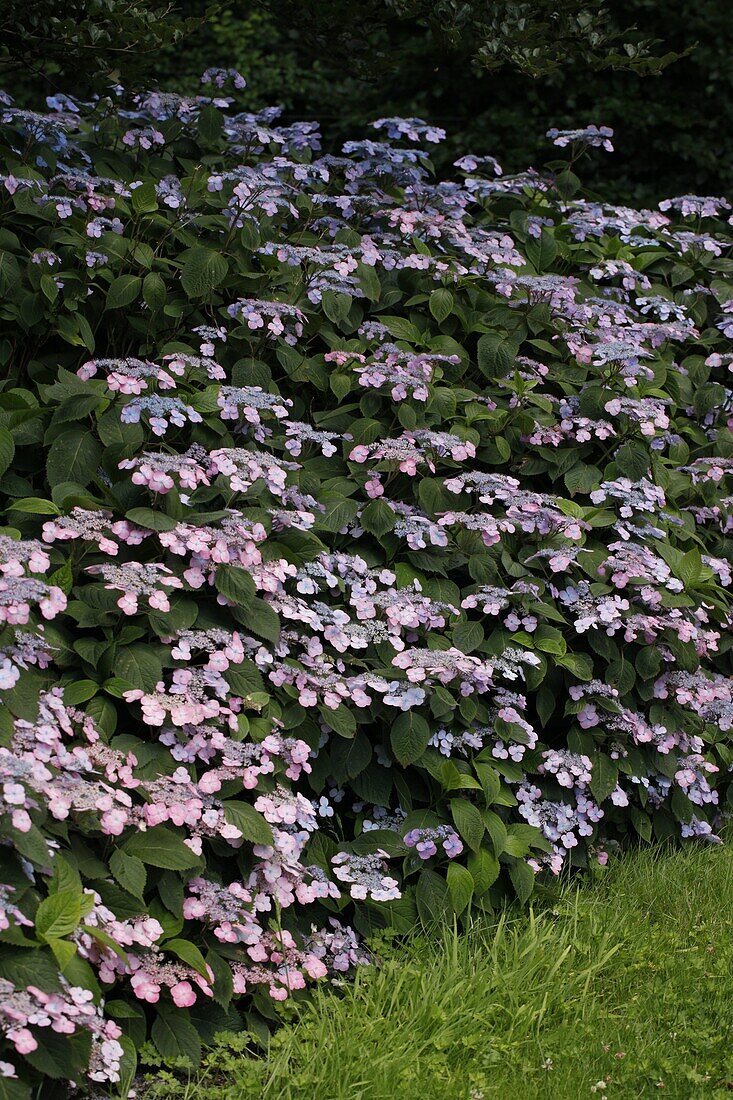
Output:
[{"xmin": 144, "ymin": 845, "xmax": 733, "ymax": 1100}]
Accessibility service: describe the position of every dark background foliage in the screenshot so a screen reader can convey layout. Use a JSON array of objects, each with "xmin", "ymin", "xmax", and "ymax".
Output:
[{"xmin": 3, "ymin": 0, "xmax": 731, "ymax": 204}]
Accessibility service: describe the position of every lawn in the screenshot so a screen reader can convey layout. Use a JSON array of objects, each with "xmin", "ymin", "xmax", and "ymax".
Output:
[{"xmin": 144, "ymin": 843, "xmax": 733, "ymax": 1100}]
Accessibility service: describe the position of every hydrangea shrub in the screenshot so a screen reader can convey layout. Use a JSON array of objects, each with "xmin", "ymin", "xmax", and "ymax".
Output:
[{"xmin": 0, "ymin": 78, "xmax": 731, "ymax": 1094}]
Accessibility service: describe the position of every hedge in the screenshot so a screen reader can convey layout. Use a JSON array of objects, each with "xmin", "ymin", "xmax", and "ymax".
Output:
[{"xmin": 0, "ymin": 77, "xmax": 730, "ymax": 1094}]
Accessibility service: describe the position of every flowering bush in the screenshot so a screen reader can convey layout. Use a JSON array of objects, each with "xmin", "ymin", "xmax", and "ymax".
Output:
[{"xmin": 0, "ymin": 78, "xmax": 731, "ymax": 1095}]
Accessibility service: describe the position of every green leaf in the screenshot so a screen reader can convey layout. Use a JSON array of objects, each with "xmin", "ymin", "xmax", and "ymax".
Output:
[
  {"xmin": 590, "ymin": 753, "xmax": 619, "ymax": 804},
  {"xmin": 417, "ymin": 477, "xmax": 452, "ymax": 516},
  {"xmin": 125, "ymin": 507, "xmax": 178, "ymax": 532},
  {"xmin": 630, "ymin": 807, "xmax": 653, "ymax": 841},
  {"xmin": 314, "ymin": 496, "xmax": 360, "ymax": 533},
  {"xmin": 0, "ymin": 1075, "xmax": 31, "ymax": 1100},
  {"xmin": 329, "ymin": 373, "xmax": 352, "ymax": 401},
  {"xmin": 678, "ymin": 547, "xmax": 703, "ymax": 588},
  {"xmin": 225, "ymin": 661, "xmax": 265, "ymax": 699},
  {"xmin": 482, "ymin": 810, "xmax": 508, "ymax": 856},
  {"xmin": 0, "ymin": 251, "xmax": 20, "ymax": 296},
  {"xmin": 525, "ymin": 230, "xmax": 558, "ymax": 273},
  {"xmin": 357, "ymin": 263, "xmax": 381, "ymax": 302},
  {"xmin": 117, "ymin": 1036, "xmax": 138, "ymax": 1100},
  {"xmin": 198, "ymin": 104, "xmax": 224, "ymax": 143},
  {"xmin": 61, "ymin": 679, "xmax": 98, "ymax": 705},
  {"xmin": 7, "ymin": 497, "xmax": 60, "ymax": 515},
  {"xmin": 0, "ymin": 426, "xmax": 15, "ymax": 478},
  {"xmin": 556, "ymin": 170, "xmax": 581, "ymax": 199},
  {"xmin": 474, "ymin": 763, "xmax": 501, "ymax": 804},
  {"xmin": 438, "ymin": 761, "xmax": 482, "ymax": 791},
  {"xmin": 206, "ymin": 948, "xmax": 234, "ymax": 1008},
  {"xmin": 131, "ymin": 180, "xmax": 158, "ymax": 214},
  {"xmin": 110, "ymin": 850, "xmax": 147, "ymax": 899},
  {"xmin": 49, "ymin": 560, "xmax": 73, "ymax": 596},
  {"xmin": 222, "ymin": 801, "xmax": 274, "ymax": 845},
  {"xmin": 416, "ymin": 868, "xmax": 450, "ymax": 924},
  {"xmin": 105, "ymin": 274, "xmax": 142, "ymax": 310},
  {"xmin": 245, "ymin": 597, "xmax": 281, "ymax": 643},
  {"xmin": 40, "ymin": 273, "xmax": 58, "ymax": 302},
  {"xmin": 52, "ymin": 394, "xmax": 103, "ymax": 424},
  {"xmin": 164, "ymin": 938, "xmax": 211, "ymax": 979},
  {"xmin": 25, "ymin": 1026, "xmax": 91, "ymax": 1081},
  {"xmin": 35, "ymin": 889, "xmax": 83, "ymax": 940},
  {"xmin": 13, "ymin": 823, "xmax": 51, "ymax": 866},
  {"xmin": 143, "ymin": 271, "xmax": 167, "ymax": 312},
  {"xmin": 330, "ymin": 729, "xmax": 372, "ymax": 779},
  {"xmin": 671, "ymin": 787, "xmax": 694, "ymax": 824},
  {"xmin": 152, "ymin": 1006, "xmax": 201, "ymax": 1067},
  {"xmin": 47, "ymin": 940, "xmax": 77, "ymax": 975},
  {"xmin": 467, "ymin": 848, "xmax": 500, "ymax": 894},
  {"xmin": 477, "ymin": 333, "xmax": 516, "ymax": 378},
  {"xmin": 380, "ymin": 316, "xmax": 422, "ymax": 343},
  {"xmin": 78, "ymin": 923, "xmax": 129, "ymax": 962},
  {"xmin": 390, "ymin": 711, "xmax": 430, "ymax": 766},
  {"xmin": 503, "ymin": 829, "xmax": 533, "ymax": 857},
  {"xmin": 429, "ymin": 288, "xmax": 454, "ymax": 323},
  {"xmin": 510, "ymin": 824, "xmax": 548, "ymax": 854},
  {"xmin": 46, "ymin": 429, "xmax": 102, "ymax": 488},
  {"xmin": 360, "ymin": 498, "xmax": 396, "ymax": 537},
  {"xmin": 49, "ymin": 855, "xmax": 81, "ymax": 896},
  {"xmin": 214, "ymin": 564, "xmax": 256, "ymax": 608},
  {"xmin": 321, "ymin": 290, "xmax": 352, "ymax": 324},
  {"xmin": 351, "ymin": 763, "xmax": 393, "ymax": 807},
  {"xmin": 452, "ymin": 619, "xmax": 484, "ymax": 654},
  {"xmin": 536, "ymin": 685, "xmax": 556, "ymax": 726},
  {"xmin": 351, "ymin": 828, "xmax": 406, "ymax": 857},
  {"xmin": 51, "ymin": 482, "xmax": 100, "ymax": 510},
  {"xmin": 564, "ymin": 464, "xmax": 601, "ymax": 494},
  {"xmin": 446, "ymin": 862, "xmax": 474, "ymax": 915},
  {"xmin": 614, "ymin": 443, "xmax": 649, "ymax": 481},
  {"xmin": 114, "ymin": 645, "xmax": 163, "ymax": 691},
  {"xmin": 180, "ymin": 246, "xmax": 229, "ymax": 297},
  {"xmin": 636, "ymin": 646, "xmax": 662, "ymax": 680},
  {"xmin": 398, "ymin": 402, "xmax": 417, "ymax": 430},
  {"xmin": 322, "ymin": 704, "xmax": 357, "ymax": 738},
  {"xmin": 450, "ymin": 798, "xmax": 484, "ymax": 852},
  {"xmin": 0, "ymin": 948, "xmax": 63, "ymax": 992},
  {"xmin": 556, "ymin": 652, "xmax": 593, "ymax": 680},
  {"xmin": 123, "ymin": 826, "xmax": 201, "ymax": 870},
  {"xmin": 508, "ymin": 860, "xmax": 536, "ymax": 904},
  {"xmin": 534, "ymin": 628, "xmax": 567, "ymax": 657},
  {"xmin": 104, "ymin": 676, "xmax": 136, "ymax": 698},
  {"xmin": 148, "ymin": 597, "xmax": 198, "ymax": 637},
  {"xmin": 607, "ymin": 658, "xmax": 636, "ymax": 696}
]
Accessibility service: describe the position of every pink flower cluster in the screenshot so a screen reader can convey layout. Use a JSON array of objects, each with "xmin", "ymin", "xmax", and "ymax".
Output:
[{"xmin": 0, "ymin": 979, "xmax": 124, "ymax": 1084}]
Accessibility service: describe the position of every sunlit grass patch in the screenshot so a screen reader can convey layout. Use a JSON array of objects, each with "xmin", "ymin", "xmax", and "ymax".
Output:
[{"xmin": 143, "ymin": 843, "xmax": 733, "ymax": 1100}]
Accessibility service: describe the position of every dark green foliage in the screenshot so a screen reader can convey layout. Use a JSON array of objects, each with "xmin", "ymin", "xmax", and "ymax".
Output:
[
  {"xmin": 142, "ymin": 846, "xmax": 733, "ymax": 1100},
  {"xmin": 152, "ymin": 0, "xmax": 729, "ymax": 203},
  {"xmin": 0, "ymin": 0, "xmax": 212, "ymax": 93},
  {"xmin": 4, "ymin": 0, "xmax": 730, "ymax": 201}
]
